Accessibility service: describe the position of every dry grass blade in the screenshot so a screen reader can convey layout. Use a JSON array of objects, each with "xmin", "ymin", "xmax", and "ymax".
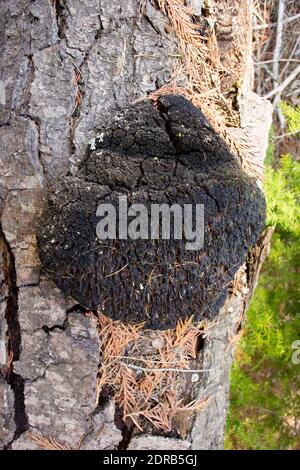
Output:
[
  {"xmin": 117, "ymin": 367, "xmax": 140, "ymax": 416},
  {"xmin": 28, "ymin": 432, "xmax": 72, "ymax": 450},
  {"xmin": 176, "ymin": 395, "xmax": 210, "ymax": 413}
]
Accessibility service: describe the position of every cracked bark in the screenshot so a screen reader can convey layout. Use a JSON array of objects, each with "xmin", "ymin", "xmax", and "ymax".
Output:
[{"xmin": 0, "ymin": 0, "xmax": 272, "ymax": 450}]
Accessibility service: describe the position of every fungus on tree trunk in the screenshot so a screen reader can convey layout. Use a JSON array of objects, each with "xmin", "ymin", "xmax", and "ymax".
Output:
[{"xmin": 37, "ymin": 95, "xmax": 266, "ymax": 330}]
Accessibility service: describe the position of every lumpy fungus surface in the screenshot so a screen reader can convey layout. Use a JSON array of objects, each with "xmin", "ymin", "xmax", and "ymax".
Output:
[{"xmin": 37, "ymin": 95, "xmax": 266, "ymax": 329}]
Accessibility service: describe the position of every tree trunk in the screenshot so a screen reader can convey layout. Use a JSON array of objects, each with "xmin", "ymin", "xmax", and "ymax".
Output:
[{"xmin": 0, "ymin": 0, "xmax": 272, "ymax": 450}]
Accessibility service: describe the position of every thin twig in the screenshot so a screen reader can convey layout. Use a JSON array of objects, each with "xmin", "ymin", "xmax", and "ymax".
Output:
[
  {"xmin": 280, "ymin": 35, "xmax": 300, "ymax": 79},
  {"xmin": 264, "ymin": 64, "xmax": 300, "ymax": 99},
  {"xmin": 255, "ymin": 59, "xmax": 300, "ymax": 65},
  {"xmin": 116, "ymin": 38, "xmax": 126, "ymax": 77},
  {"xmin": 123, "ymin": 363, "xmax": 219, "ymax": 373},
  {"xmin": 109, "ymin": 355, "xmax": 188, "ymax": 364},
  {"xmin": 253, "ymin": 11, "xmax": 300, "ymax": 30},
  {"xmin": 273, "ymin": 130, "xmax": 300, "ymax": 140},
  {"xmin": 105, "ymin": 263, "xmax": 129, "ymax": 277},
  {"xmin": 134, "ymin": 54, "xmax": 159, "ymax": 59},
  {"xmin": 272, "ymin": 0, "xmax": 286, "ymax": 126}
]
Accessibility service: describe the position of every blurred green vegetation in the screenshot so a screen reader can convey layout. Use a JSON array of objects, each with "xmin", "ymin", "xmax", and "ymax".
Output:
[{"xmin": 225, "ymin": 104, "xmax": 300, "ymax": 450}]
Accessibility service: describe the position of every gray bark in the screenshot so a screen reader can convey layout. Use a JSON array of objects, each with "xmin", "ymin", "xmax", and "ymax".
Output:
[{"xmin": 0, "ymin": 0, "xmax": 272, "ymax": 450}]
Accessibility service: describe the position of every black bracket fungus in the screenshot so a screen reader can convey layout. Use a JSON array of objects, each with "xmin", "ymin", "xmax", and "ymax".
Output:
[{"xmin": 37, "ymin": 95, "xmax": 266, "ymax": 330}]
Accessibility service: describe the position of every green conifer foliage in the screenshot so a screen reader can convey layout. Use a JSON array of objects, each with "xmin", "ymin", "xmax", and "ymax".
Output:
[{"xmin": 226, "ymin": 104, "xmax": 300, "ymax": 450}]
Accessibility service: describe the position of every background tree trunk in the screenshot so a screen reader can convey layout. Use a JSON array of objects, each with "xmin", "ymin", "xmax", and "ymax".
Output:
[{"xmin": 0, "ymin": 0, "xmax": 272, "ymax": 450}]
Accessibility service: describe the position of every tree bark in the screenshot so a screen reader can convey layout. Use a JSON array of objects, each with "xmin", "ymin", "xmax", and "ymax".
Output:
[{"xmin": 0, "ymin": 0, "xmax": 272, "ymax": 450}]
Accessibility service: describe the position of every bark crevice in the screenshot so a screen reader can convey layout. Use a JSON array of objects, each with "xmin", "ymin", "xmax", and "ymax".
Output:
[{"xmin": 0, "ymin": 228, "xmax": 29, "ymax": 445}]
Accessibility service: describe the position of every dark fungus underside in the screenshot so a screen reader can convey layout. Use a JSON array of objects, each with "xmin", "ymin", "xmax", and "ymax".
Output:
[{"xmin": 37, "ymin": 95, "xmax": 266, "ymax": 330}]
